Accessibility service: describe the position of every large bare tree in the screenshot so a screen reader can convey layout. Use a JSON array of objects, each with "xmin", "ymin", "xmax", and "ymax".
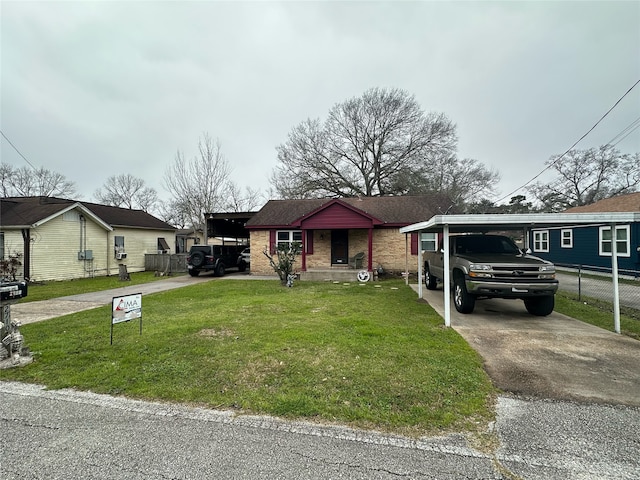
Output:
[
  {"xmin": 271, "ymin": 87, "xmax": 460, "ymax": 198},
  {"xmin": 0, "ymin": 165, "xmax": 76, "ymax": 197},
  {"xmin": 163, "ymin": 133, "xmax": 232, "ymax": 230},
  {"xmin": 94, "ymin": 174, "xmax": 158, "ymax": 212},
  {"xmin": 528, "ymin": 145, "xmax": 640, "ymax": 212}
]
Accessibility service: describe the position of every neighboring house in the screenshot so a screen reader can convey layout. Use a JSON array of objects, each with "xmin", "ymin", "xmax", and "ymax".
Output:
[
  {"xmin": 0, "ymin": 196, "xmax": 176, "ymax": 281},
  {"xmin": 530, "ymin": 192, "xmax": 640, "ymax": 274},
  {"xmin": 245, "ymin": 195, "xmax": 454, "ymax": 278},
  {"xmin": 175, "ymin": 228, "xmax": 205, "ymax": 253}
]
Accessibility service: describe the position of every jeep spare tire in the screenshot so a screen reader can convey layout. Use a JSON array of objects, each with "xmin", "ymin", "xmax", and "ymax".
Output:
[{"xmin": 191, "ymin": 251, "xmax": 205, "ymax": 268}]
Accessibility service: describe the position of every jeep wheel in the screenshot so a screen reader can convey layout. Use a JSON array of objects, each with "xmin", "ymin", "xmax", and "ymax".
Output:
[
  {"xmin": 214, "ymin": 263, "xmax": 225, "ymax": 277},
  {"xmin": 453, "ymin": 274, "xmax": 475, "ymax": 314},
  {"xmin": 238, "ymin": 261, "xmax": 247, "ymax": 272},
  {"xmin": 188, "ymin": 269, "xmax": 200, "ymax": 277},
  {"xmin": 190, "ymin": 251, "xmax": 205, "ymax": 268},
  {"xmin": 425, "ymin": 263, "xmax": 437, "ymax": 290},
  {"xmin": 524, "ymin": 296, "xmax": 555, "ymax": 316}
]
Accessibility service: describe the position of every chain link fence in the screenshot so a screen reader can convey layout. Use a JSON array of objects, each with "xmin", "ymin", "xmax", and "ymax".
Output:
[{"xmin": 556, "ymin": 264, "xmax": 640, "ymax": 321}]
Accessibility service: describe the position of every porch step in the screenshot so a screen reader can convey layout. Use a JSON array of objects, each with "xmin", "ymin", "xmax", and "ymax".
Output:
[{"xmin": 299, "ymin": 269, "xmax": 371, "ymax": 282}]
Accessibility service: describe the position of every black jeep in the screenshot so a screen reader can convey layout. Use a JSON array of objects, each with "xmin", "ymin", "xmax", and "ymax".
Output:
[{"xmin": 187, "ymin": 245, "xmax": 247, "ymax": 277}]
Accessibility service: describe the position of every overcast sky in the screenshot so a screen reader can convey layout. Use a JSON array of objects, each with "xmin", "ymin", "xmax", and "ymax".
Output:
[{"xmin": 2, "ymin": 1, "xmax": 639, "ymax": 209}]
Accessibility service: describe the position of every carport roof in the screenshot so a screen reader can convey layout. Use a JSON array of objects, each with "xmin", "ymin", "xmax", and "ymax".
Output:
[
  {"xmin": 399, "ymin": 212, "xmax": 639, "ymax": 333},
  {"xmin": 399, "ymin": 212, "xmax": 640, "ymax": 234}
]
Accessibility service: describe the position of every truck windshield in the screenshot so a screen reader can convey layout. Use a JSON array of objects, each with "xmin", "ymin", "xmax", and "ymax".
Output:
[{"xmin": 456, "ymin": 236, "xmax": 521, "ymax": 255}]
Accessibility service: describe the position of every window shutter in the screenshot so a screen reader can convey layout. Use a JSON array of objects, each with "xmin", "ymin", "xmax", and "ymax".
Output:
[
  {"xmin": 411, "ymin": 233, "xmax": 418, "ymax": 255},
  {"xmin": 306, "ymin": 230, "xmax": 314, "ymax": 254},
  {"xmin": 269, "ymin": 230, "xmax": 276, "ymax": 254}
]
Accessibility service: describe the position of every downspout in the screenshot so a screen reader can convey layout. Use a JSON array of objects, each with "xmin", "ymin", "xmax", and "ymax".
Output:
[
  {"xmin": 21, "ymin": 228, "xmax": 30, "ymax": 281},
  {"xmin": 107, "ymin": 231, "xmax": 111, "ymax": 276}
]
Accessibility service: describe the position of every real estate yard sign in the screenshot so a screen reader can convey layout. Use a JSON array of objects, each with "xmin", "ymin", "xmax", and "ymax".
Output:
[{"xmin": 111, "ymin": 293, "xmax": 142, "ymax": 344}]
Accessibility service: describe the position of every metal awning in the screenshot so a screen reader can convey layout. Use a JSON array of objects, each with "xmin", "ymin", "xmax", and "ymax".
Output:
[{"xmin": 400, "ymin": 212, "xmax": 640, "ymax": 332}]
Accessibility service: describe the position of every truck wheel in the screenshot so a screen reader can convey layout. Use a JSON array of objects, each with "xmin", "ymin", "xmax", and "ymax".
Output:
[
  {"xmin": 238, "ymin": 261, "xmax": 247, "ymax": 272},
  {"xmin": 188, "ymin": 269, "xmax": 200, "ymax": 277},
  {"xmin": 453, "ymin": 274, "xmax": 475, "ymax": 314},
  {"xmin": 524, "ymin": 296, "xmax": 554, "ymax": 316},
  {"xmin": 425, "ymin": 263, "xmax": 437, "ymax": 290},
  {"xmin": 214, "ymin": 263, "xmax": 225, "ymax": 277}
]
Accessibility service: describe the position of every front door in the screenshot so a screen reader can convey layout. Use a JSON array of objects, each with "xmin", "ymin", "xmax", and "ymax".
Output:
[{"xmin": 331, "ymin": 230, "xmax": 348, "ymax": 265}]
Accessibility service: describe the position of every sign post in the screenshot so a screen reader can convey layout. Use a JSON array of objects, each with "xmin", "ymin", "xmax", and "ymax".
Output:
[{"xmin": 111, "ymin": 293, "xmax": 142, "ymax": 345}]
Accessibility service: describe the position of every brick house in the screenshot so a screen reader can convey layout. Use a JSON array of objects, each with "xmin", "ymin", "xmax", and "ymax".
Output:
[{"xmin": 245, "ymin": 195, "xmax": 453, "ymax": 280}]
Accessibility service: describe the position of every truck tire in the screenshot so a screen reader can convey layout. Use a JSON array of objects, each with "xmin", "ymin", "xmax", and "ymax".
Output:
[
  {"xmin": 188, "ymin": 269, "xmax": 200, "ymax": 277},
  {"xmin": 524, "ymin": 296, "xmax": 555, "ymax": 316},
  {"xmin": 214, "ymin": 263, "xmax": 225, "ymax": 277},
  {"xmin": 425, "ymin": 263, "xmax": 437, "ymax": 290},
  {"xmin": 453, "ymin": 273, "xmax": 475, "ymax": 314},
  {"xmin": 238, "ymin": 261, "xmax": 247, "ymax": 272}
]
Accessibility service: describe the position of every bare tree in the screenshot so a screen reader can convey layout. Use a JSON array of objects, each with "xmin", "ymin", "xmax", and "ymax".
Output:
[
  {"xmin": 94, "ymin": 174, "xmax": 158, "ymax": 212},
  {"xmin": 528, "ymin": 145, "xmax": 640, "ymax": 212},
  {"xmin": 271, "ymin": 88, "xmax": 458, "ymax": 198},
  {"xmin": 223, "ymin": 182, "xmax": 263, "ymax": 212},
  {"xmin": 392, "ymin": 153, "xmax": 500, "ymax": 205},
  {"xmin": 0, "ymin": 164, "xmax": 14, "ymax": 197},
  {"xmin": 1, "ymin": 165, "xmax": 76, "ymax": 197},
  {"xmin": 163, "ymin": 133, "xmax": 232, "ymax": 231}
]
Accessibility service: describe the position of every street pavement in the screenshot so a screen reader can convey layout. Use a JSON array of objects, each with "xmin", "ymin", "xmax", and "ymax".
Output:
[
  {"xmin": 2, "ymin": 274, "xmax": 640, "ymax": 478},
  {"xmin": 2, "ymin": 381, "xmax": 639, "ymax": 479}
]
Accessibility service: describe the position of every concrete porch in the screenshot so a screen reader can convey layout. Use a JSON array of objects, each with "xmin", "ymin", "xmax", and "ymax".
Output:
[{"xmin": 298, "ymin": 268, "xmax": 372, "ymax": 282}]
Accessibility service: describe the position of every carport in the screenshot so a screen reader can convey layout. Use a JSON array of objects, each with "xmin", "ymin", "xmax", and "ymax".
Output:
[{"xmin": 400, "ymin": 212, "xmax": 640, "ymax": 333}]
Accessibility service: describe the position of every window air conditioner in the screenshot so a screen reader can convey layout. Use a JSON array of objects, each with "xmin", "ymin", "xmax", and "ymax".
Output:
[{"xmin": 116, "ymin": 252, "xmax": 127, "ymax": 260}]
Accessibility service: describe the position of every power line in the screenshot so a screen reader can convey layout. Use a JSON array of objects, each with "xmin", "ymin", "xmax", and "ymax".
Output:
[
  {"xmin": 607, "ymin": 116, "xmax": 640, "ymax": 146},
  {"xmin": 0, "ymin": 129, "xmax": 38, "ymax": 170},
  {"xmin": 496, "ymin": 78, "xmax": 640, "ymax": 204}
]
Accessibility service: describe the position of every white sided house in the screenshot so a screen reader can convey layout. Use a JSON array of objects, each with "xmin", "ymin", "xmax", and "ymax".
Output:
[{"xmin": 0, "ymin": 197, "xmax": 175, "ymax": 281}]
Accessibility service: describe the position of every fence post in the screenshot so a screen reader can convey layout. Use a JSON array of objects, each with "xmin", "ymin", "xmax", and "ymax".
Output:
[{"xmin": 577, "ymin": 264, "xmax": 582, "ymax": 302}]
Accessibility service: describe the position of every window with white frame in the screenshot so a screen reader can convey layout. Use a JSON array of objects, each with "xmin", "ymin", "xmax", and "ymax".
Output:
[
  {"xmin": 533, "ymin": 230, "xmax": 549, "ymax": 252},
  {"xmin": 421, "ymin": 232, "xmax": 437, "ymax": 252},
  {"xmin": 276, "ymin": 230, "xmax": 302, "ymax": 250},
  {"xmin": 561, "ymin": 229, "xmax": 573, "ymax": 248},
  {"xmin": 599, "ymin": 225, "xmax": 630, "ymax": 257}
]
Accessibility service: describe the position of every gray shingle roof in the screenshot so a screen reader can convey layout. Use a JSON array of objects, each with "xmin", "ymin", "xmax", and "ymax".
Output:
[
  {"xmin": 246, "ymin": 195, "xmax": 455, "ymax": 228},
  {"xmin": 1, "ymin": 196, "xmax": 175, "ymax": 230}
]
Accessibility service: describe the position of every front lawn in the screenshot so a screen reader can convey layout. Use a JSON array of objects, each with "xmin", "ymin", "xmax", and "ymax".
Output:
[{"xmin": 0, "ymin": 279, "xmax": 495, "ymax": 437}]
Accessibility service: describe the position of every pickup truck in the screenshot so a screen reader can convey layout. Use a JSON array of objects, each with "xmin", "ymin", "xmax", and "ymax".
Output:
[{"xmin": 422, "ymin": 234, "xmax": 558, "ymax": 316}]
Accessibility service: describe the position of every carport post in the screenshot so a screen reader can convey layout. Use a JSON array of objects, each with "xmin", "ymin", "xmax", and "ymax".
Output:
[
  {"xmin": 611, "ymin": 222, "xmax": 621, "ymax": 334},
  {"xmin": 443, "ymin": 224, "xmax": 451, "ymax": 327},
  {"xmin": 416, "ymin": 233, "xmax": 423, "ymax": 297}
]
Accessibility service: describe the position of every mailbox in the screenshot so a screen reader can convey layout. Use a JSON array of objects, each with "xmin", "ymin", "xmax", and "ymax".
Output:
[{"xmin": 0, "ymin": 281, "xmax": 28, "ymax": 302}]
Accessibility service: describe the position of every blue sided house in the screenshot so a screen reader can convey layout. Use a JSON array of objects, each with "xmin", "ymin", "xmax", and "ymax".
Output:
[{"xmin": 530, "ymin": 192, "xmax": 640, "ymax": 276}]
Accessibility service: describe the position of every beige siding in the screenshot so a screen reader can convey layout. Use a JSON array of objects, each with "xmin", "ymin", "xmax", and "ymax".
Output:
[
  {"xmin": 2, "ymin": 208, "xmax": 175, "ymax": 281},
  {"xmin": 21, "ymin": 211, "xmax": 108, "ymax": 281},
  {"xmin": 106, "ymin": 228, "xmax": 175, "ymax": 276}
]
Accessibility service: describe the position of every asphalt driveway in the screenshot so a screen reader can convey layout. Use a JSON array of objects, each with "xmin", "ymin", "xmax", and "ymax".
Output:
[{"xmin": 415, "ymin": 284, "xmax": 640, "ymax": 406}]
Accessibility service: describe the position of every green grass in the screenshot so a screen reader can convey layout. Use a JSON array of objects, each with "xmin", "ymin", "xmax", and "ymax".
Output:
[
  {"xmin": 23, "ymin": 272, "xmax": 185, "ymax": 302},
  {"xmin": 554, "ymin": 291, "xmax": 640, "ymax": 340},
  {"xmin": 1, "ymin": 279, "xmax": 495, "ymax": 437}
]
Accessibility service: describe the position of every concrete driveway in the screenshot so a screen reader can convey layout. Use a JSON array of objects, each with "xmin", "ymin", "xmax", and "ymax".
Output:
[{"xmin": 415, "ymin": 285, "xmax": 640, "ymax": 407}]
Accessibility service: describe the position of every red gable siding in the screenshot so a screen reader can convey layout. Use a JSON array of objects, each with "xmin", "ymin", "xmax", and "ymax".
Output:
[{"xmin": 299, "ymin": 203, "xmax": 374, "ymax": 229}]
